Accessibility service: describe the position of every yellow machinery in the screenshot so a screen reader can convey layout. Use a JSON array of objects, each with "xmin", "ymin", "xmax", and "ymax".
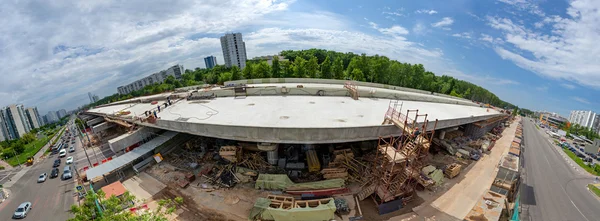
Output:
[
  {"xmin": 26, "ymin": 157, "xmax": 34, "ymax": 166},
  {"xmin": 307, "ymin": 149, "xmax": 321, "ymax": 172}
]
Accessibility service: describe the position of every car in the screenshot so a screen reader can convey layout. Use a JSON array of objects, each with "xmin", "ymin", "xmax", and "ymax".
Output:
[
  {"xmin": 37, "ymin": 173, "xmax": 47, "ymax": 183},
  {"xmin": 53, "ymin": 159, "xmax": 61, "ymax": 168},
  {"xmin": 50, "ymin": 168, "xmax": 59, "ymax": 178},
  {"xmin": 12, "ymin": 202, "xmax": 31, "ymax": 219},
  {"xmin": 59, "ymin": 149, "xmax": 67, "ymax": 157},
  {"xmin": 66, "ymin": 156, "xmax": 74, "ymax": 164},
  {"xmin": 62, "ymin": 166, "xmax": 72, "ymax": 180},
  {"xmin": 69, "ymin": 146, "xmax": 75, "ymax": 152}
]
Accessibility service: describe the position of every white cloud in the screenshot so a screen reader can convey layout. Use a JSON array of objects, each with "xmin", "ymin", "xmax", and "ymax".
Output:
[
  {"xmin": 572, "ymin": 96, "xmax": 591, "ymax": 104},
  {"xmin": 412, "ymin": 23, "xmax": 429, "ymax": 35},
  {"xmin": 432, "ymin": 17, "xmax": 454, "ymax": 28},
  {"xmin": 561, "ymin": 83, "xmax": 576, "ymax": 89},
  {"xmin": 497, "ymin": 0, "xmax": 545, "ymax": 16},
  {"xmin": 536, "ymin": 85, "xmax": 549, "ymax": 92},
  {"xmin": 0, "ymin": 0, "xmax": 294, "ymax": 112},
  {"xmin": 452, "ymin": 32, "xmax": 472, "ymax": 39},
  {"xmin": 369, "ymin": 22, "xmax": 409, "ymax": 35},
  {"xmin": 488, "ymin": 0, "xmax": 600, "ymax": 88},
  {"xmin": 415, "ymin": 9, "xmax": 438, "ymax": 15},
  {"xmin": 480, "ymin": 34, "xmax": 494, "ymax": 43},
  {"xmin": 442, "ymin": 70, "xmax": 519, "ymax": 86}
]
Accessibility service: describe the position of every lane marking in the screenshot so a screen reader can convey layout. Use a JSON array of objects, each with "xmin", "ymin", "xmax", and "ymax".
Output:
[
  {"xmin": 0, "ymin": 199, "xmax": 11, "ymax": 212},
  {"xmin": 32, "ymin": 197, "xmax": 39, "ymax": 210}
]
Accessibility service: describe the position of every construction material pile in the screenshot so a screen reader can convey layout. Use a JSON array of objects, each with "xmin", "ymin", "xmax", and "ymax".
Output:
[{"xmin": 321, "ymin": 149, "xmax": 372, "ymax": 185}]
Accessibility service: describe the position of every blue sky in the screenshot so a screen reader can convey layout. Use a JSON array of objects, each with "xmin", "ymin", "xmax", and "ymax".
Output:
[{"xmin": 0, "ymin": 0, "xmax": 598, "ymax": 117}]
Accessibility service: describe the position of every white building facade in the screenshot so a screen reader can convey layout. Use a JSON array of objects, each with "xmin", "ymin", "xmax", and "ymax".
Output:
[
  {"xmin": 220, "ymin": 33, "xmax": 248, "ymax": 69},
  {"xmin": 117, "ymin": 64, "xmax": 184, "ymax": 95}
]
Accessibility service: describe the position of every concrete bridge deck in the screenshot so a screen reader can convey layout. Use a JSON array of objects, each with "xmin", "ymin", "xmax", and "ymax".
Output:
[{"xmin": 85, "ymin": 82, "xmax": 504, "ymax": 144}]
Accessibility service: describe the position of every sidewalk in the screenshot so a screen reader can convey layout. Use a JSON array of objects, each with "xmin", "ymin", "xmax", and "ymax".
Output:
[{"xmin": 414, "ymin": 118, "xmax": 518, "ymax": 219}]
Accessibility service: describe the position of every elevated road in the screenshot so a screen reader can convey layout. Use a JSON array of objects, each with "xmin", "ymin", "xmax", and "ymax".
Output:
[{"xmin": 520, "ymin": 119, "xmax": 600, "ymax": 221}]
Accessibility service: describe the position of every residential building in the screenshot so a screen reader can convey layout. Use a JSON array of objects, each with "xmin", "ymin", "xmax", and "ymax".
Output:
[
  {"xmin": 88, "ymin": 92, "xmax": 94, "ymax": 104},
  {"xmin": 46, "ymin": 111, "xmax": 59, "ymax": 123},
  {"xmin": 93, "ymin": 95, "xmax": 99, "ymax": 103},
  {"xmin": 220, "ymin": 33, "xmax": 248, "ymax": 69},
  {"xmin": 33, "ymin": 107, "xmax": 43, "ymax": 126},
  {"xmin": 57, "ymin": 109, "xmax": 67, "ymax": 119},
  {"xmin": 568, "ymin": 110, "xmax": 599, "ymax": 130},
  {"xmin": 0, "ymin": 104, "xmax": 30, "ymax": 140},
  {"xmin": 204, "ymin": 56, "xmax": 217, "ymax": 69},
  {"xmin": 117, "ymin": 64, "xmax": 184, "ymax": 95},
  {"xmin": 252, "ymin": 55, "xmax": 288, "ymax": 65},
  {"xmin": 25, "ymin": 107, "xmax": 42, "ymax": 129},
  {"xmin": 42, "ymin": 115, "xmax": 49, "ymax": 125},
  {"xmin": 0, "ymin": 116, "xmax": 9, "ymax": 141}
]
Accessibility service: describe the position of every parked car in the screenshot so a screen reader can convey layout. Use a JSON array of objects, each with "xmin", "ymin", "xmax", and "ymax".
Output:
[
  {"xmin": 12, "ymin": 202, "xmax": 31, "ymax": 219},
  {"xmin": 69, "ymin": 146, "xmax": 75, "ymax": 152},
  {"xmin": 66, "ymin": 156, "xmax": 73, "ymax": 164},
  {"xmin": 37, "ymin": 173, "xmax": 47, "ymax": 183},
  {"xmin": 50, "ymin": 168, "xmax": 59, "ymax": 178},
  {"xmin": 53, "ymin": 159, "xmax": 61, "ymax": 168}
]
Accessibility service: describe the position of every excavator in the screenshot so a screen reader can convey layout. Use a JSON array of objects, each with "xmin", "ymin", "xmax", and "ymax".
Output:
[{"xmin": 26, "ymin": 157, "xmax": 34, "ymax": 166}]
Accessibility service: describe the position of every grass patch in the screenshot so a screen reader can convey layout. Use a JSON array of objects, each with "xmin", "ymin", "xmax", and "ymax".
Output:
[
  {"xmin": 5, "ymin": 127, "xmax": 64, "ymax": 167},
  {"xmin": 562, "ymin": 148, "xmax": 600, "ymax": 176},
  {"xmin": 588, "ymin": 184, "xmax": 600, "ymax": 198},
  {"xmin": 535, "ymin": 125, "xmax": 540, "ymax": 130}
]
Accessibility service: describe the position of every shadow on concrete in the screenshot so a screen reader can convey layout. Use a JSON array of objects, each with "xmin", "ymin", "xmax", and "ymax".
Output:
[{"xmin": 520, "ymin": 184, "xmax": 537, "ymax": 206}]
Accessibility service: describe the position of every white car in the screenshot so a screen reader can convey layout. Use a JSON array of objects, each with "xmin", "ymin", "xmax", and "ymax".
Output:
[
  {"xmin": 37, "ymin": 173, "xmax": 47, "ymax": 183},
  {"xmin": 66, "ymin": 156, "xmax": 74, "ymax": 164},
  {"xmin": 59, "ymin": 149, "xmax": 67, "ymax": 158}
]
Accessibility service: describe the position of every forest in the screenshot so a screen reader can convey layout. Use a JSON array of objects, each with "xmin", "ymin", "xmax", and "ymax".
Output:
[{"xmin": 87, "ymin": 48, "xmax": 516, "ymax": 110}]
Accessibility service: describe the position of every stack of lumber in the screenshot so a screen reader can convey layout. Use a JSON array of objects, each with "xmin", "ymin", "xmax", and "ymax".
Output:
[
  {"xmin": 444, "ymin": 163, "xmax": 461, "ymax": 179},
  {"xmin": 219, "ymin": 146, "xmax": 241, "ymax": 163},
  {"xmin": 321, "ymin": 167, "xmax": 348, "ymax": 180}
]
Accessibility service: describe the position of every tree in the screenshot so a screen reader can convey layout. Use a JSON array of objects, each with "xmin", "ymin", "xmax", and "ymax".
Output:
[
  {"xmin": 254, "ymin": 61, "xmax": 271, "ymax": 78},
  {"xmin": 12, "ymin": 141, "xmax": 25, "ymax": 154},
  {"xmin": 243, "ymin": 63, "xmax": 254, "ymax": 79},
  {"xmin": 332, "ymin": 57, "xmax": 344, "ymax": 79},
  {"xmin": 164, "ymin": 76, "xmax": 176, "ymax": 85},
  {"xmin": 271, "ymin": 57, "xmax": 281, "ymax": 78},
  {"xmin": 282, "ymin": 61, "xmax": 294, "ymax": 78},
  {"xmin": 320, "ymin": 56, "xmax": 332, "ymax": 79},
  {"xmin": 306, "ymin": 56, "xmax": 319, "ymax": 78},
  {"xmin": 21, "ymin": 133, "xmax": 36, "ymax": 144},
  {"xmin": 350, "ymin": 68, "xmax": 365, "ymax": 81},
  {"xmin": 218, "ymin": 72, "xmax": 233, "ymax": 85},
  {"xmin": 293, "ymin": 57, "xmax": 306, "ymax": 78},
  {"xmin": 68, "ymin": 190, "xmax": 183, "ymax": 221},
  {"xmin": 231, "ymin": 66, "xmax": 241, "ymax": 81}
]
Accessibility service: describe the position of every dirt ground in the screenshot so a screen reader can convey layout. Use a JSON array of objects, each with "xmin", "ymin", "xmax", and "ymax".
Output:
[{"xmin": 152, "ymin": 187, "xmax": 239, "ymax": 221}]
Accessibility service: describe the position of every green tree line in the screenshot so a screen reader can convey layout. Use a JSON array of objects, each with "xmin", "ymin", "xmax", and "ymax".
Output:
[{"xmin": 86, "ymin": 48, "xmax": 516, "ymax": 110}]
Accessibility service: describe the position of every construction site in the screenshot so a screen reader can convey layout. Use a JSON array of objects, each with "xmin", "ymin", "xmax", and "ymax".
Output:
[{"xmin": 79, "ymin": 78, "xmax": 519, "ymax": 221}]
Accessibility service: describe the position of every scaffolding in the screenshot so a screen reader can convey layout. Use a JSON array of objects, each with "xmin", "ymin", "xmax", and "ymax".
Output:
[
  {"xmin": 364, "ymin": 100, "xmax": 438, "ymax": 207},
  {"xmin": 344, "ymin": 81, "xmax": 359, "ymax": 100}
]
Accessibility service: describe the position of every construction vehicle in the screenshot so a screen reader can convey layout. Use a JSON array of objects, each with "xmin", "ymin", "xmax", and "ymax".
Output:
[{"xmin": 26, "ymin": 157, "xmax": 34, "ymax": 166}]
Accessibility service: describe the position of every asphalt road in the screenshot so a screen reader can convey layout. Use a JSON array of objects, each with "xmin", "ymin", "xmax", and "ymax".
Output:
[
  {"xmin": 520, "ymin": 119, "xmax": 600, "ymax": 221},
  {"xmin": 0, "ymin": 130, "xmax": 83, "ymax": 220}
]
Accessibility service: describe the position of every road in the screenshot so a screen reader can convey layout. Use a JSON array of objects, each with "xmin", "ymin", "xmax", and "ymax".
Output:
[
  {"xmin": 520, "ymin": 119, "xmax": 600, "ymax": 221},
  {"xmin": 0, "ymin": 124, "xmax": 86, "ymax": 221}
]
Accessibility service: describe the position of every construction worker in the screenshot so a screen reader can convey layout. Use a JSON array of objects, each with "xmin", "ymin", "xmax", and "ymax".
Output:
[
  {"xmin": 157, "ymin": 105, "xmax": 161, "ymax": 112},
  {"xmin": 413, "ymin": 127, "xmax": 421, "ymax": 137}
]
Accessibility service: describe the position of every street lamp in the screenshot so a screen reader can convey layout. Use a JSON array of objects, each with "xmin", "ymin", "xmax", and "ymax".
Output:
[{"xmin": 12, "ymin": 149, "xmax": 21, "ymax": 168}]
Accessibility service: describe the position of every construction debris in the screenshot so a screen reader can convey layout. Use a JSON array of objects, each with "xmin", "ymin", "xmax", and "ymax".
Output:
[
  {"xmin": 219, "ymin": 146, "xmax": 242, "ymax": 163},
  {"xmin": 444, "ymin": 163, "xmax": 461, "ymax": 179}
]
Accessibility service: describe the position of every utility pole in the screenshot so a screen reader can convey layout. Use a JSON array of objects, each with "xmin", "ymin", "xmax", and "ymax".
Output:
[
  {"xmin": 74, "ymin": 119, "xmax": 94, "ymax": 167},
  {"xmin": 78, "ymin": 116, "xmax": 101, "ymax": 163}
]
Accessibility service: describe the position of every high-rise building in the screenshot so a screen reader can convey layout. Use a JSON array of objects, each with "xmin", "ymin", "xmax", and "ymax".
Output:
[
  {"xmin": 220, "ymin": 33, "xmax": 248, "ymax": 69},
  {"xmin": 204, "ymin": 56, "xmax": 217, "ymax": 69},
  {"xmin": 88, "ymin": 92, "xmax": 94, "ymax": 104},
  {"xmin": 33, "ymin": 107, "xmax": 43, "ymax": 126},
  {"xmin": 25, "ymin": 107, "xmax": 42, "ymax": 129},
  {"xmin": 0, "ymin": 115, "xmax": 9, "ymax": 141},
  {"xmin": 46, "ymin": 111, "xmax": 58, "ymax": 123},
  {"xmin": 56, "ymin": 109, "xmax": 67, "ymax": 119},
  {"xmin": 117, "ymin": 64, "xmax": 184, "ymax": 95},
  {"xmin": 0, "ymin": 104, "xmax": 30, "ymax": 140},
  {"xmin": 569, "ymin": 110, "xmax": 598, "ymax": 130}
]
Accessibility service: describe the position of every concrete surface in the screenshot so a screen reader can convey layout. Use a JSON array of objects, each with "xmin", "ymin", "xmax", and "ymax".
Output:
[
  {"xmin": 414, "ymin": 118, "xmax": 517, "ymax": 219},
  {"xmin": 86, "ymin": 84, "xmax": 504, "ymax": 144},
  {"xmin": 519, "ymin": 119, "xmax": 600, "ymax": 221}
]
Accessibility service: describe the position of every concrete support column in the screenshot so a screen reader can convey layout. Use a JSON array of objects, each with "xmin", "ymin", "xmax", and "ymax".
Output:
[{"xmin": 439, "ymin": 130, "xmax": 446, "ymax": 140}]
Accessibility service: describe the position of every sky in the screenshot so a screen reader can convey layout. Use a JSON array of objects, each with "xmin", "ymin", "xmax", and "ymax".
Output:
[{"xmin": 0, "ymin": 0, "xmax": 599, "ymax": 117}]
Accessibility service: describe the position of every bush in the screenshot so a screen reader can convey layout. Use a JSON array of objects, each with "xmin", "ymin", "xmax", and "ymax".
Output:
[{"xmin": 0, "ymin": 166, "xmax": 5, "ymax": 170}]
